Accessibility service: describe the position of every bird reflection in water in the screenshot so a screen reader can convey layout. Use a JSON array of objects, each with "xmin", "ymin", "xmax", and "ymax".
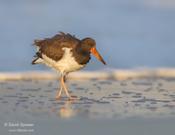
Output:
[{"xmin": 51, "ymin": 100, "xmax": 78, "ymax": 118}]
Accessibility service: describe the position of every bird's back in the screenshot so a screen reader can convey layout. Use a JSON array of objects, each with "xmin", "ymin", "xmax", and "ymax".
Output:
[
  {"xmin": 34, "ymin": 32, "xmax": 80, "ymax": 47},
  {"xmin": 33, "ymin": 32, "xmax": 80, "ymax": 61}
]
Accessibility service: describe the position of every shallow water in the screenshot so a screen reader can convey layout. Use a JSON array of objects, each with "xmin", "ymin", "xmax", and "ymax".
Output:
[
  {"xmin": 0, "ymin": 78, "xmax": 175, "ymax": 134},
  {"xmin": 0, "ymin": 0, "xmax": 175, "ymax": 71}
]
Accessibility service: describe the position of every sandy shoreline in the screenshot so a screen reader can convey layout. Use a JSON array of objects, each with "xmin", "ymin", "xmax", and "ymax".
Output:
[{"xmin": 0, "ymin": 76, "xmax": 175, "ymax": 119}]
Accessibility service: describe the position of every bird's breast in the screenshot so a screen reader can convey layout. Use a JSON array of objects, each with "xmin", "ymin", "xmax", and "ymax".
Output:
[{"xmin": 42, "ymin": 47, "xmax": 85, "ymax": 73}]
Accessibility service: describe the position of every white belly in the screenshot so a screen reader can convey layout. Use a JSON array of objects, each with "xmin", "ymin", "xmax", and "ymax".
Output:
[{"xmin": 42, "ymin": 48, "xmax": 85, "ymax": 73}]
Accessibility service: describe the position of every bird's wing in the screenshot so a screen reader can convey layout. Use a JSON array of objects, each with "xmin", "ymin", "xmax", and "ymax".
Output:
[
  {"xmin": 35, "ymin": 32, "xmax": 80, "ymax": 61},
  {"xmin": 39, "ymin": 41, "xmax": 64, "ymax": 61}
]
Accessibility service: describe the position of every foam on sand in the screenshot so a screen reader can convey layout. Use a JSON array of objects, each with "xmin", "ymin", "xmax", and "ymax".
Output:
[{"xmin": 0, "ymin": 68, "xmax": 175, "ymax": 80}]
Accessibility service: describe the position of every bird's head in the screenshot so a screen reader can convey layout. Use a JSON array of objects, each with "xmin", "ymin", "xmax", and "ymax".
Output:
[{"xmin": 81, "ymin": 38, "xmax": 106, "ymax": 65}]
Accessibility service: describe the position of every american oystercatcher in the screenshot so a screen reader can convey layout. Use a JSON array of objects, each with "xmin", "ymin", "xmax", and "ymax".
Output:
[{"xmin": 32, "ymin": 32, "xmax": 106, "ymax": 99}]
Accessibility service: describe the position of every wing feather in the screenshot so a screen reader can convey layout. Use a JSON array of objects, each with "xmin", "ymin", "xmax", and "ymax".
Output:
[{"xmin": 34, "ymin": 32, "xmax": 80, "ymax": 61}]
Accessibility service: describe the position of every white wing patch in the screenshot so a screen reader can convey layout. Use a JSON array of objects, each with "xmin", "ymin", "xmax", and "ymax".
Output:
[
  {"xmin": 42, "ymin": 48, "xmax": 85, "ymax": 73},
  {"xmin": 34, "ymin": 58, "xmax": 44, "ymax": 64}
]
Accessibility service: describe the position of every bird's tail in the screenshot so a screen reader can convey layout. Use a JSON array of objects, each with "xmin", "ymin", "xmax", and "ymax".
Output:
[
  {"xmin": 31, "ymin": 52, "xmax": 43, "ymax": 65},
  {"xmin": 31, "ymin": 58, "xmax": 42, "ymax": 65}
]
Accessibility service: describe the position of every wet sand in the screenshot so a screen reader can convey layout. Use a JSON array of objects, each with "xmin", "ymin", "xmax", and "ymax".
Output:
[{"xmin": 0, "ymin": 72, "xmax": 175, "ymax": 134}]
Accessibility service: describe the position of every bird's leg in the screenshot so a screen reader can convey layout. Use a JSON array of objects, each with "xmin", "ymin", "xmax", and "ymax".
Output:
[
  {"xmin": 61, "ymin": 75, "xmax": 79, "ymax": 100},
  {"xmin": 55, "ymin": 76, "xmax": 63, "ymax": 100},
  {"xmin": 61, "ymin": 74, "xmax": 71, "ymax": 98},
  {"xmin": 55, "ymin": 86, "xmax": 62, "ymax": 100}
]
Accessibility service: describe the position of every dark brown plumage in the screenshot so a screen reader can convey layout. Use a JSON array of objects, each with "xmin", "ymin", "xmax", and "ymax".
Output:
[{"xmin": 34, "ymin": 32, "xmax": 79, "ymax": 61}]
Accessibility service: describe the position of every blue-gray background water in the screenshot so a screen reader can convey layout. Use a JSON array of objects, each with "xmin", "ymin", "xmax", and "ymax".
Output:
[{"xmin": 0, "ymin": 0, "xmax": 175, "ymax": 71}]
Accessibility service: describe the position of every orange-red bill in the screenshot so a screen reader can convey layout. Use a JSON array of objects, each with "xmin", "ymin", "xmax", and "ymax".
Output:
[{"xmin": 90, "ymin": 47, "xmax": 106, "ymax": 65}]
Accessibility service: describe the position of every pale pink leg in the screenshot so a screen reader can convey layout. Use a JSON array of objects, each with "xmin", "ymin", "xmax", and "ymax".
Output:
[
  {"xmin": 55, "ymin": 77, "xmax": 63, "ymax": 100},
  {"xmin": 61, "ymin": 75, "xmax": 71, "ymax": 98},
  {"xmin": 61, "ymin": 74, "xmax": 78, "ymax": 100}
]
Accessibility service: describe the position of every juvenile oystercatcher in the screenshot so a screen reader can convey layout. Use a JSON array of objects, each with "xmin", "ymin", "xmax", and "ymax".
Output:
[{"xmin": 32, "ymin": 32, "xmax": 106, "ymax": 100}]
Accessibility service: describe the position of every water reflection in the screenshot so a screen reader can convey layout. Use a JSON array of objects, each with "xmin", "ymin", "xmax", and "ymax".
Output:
[
  {"xmin": 51, "ymin": 100, "xmax": 79, "ymax": 119},
  {"xmin": 58, "ymin": 100, "xmax": 77, "ymax": 118}
]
